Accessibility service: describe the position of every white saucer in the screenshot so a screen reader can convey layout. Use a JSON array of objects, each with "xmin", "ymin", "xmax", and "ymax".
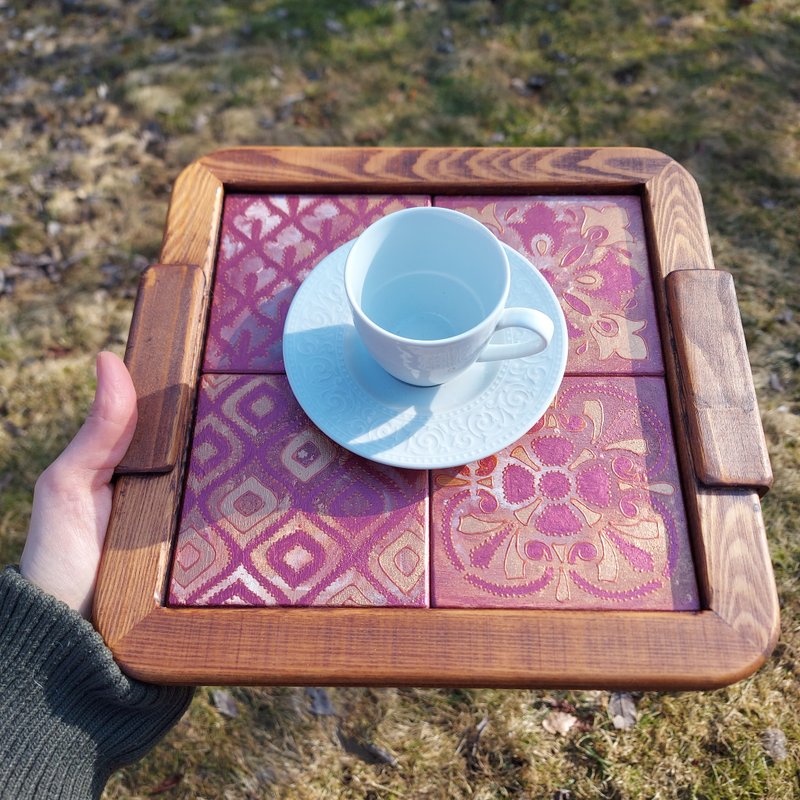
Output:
[{"xmin": 283, "ymin": 240, "xmax": 568, "ymax": 469}]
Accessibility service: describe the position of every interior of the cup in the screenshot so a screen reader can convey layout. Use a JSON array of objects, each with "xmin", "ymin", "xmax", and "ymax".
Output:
[{"xmin": 348, "ymin": 208, "xmax": 508, "ymax": 341}]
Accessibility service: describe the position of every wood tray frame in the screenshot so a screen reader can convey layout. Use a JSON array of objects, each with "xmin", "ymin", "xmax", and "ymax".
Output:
[{"xmin": 95, "ymin": 147, "xmax": 778, "ymax": 689}]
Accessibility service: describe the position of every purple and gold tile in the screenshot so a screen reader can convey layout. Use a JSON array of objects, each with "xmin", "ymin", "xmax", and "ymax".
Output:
[
  {"xmin": 204, "ymin": 194, "xmax": 430, "ymax": 374},
  {"xmin": 431, "ymin": 376, "xmax": 698, "ymax": 610},
  {"xmin": 435, "ymin": 196, "xmax": 663, "ymax": 375},
  {"xmin": 169, "ymin": 374, "xmax": 429, "ymax": 607}
]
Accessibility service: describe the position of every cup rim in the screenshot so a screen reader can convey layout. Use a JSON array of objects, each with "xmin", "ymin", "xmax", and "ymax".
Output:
[{"xmin": 344, "ymin": 206, "xmax": 511, "ymax": 346}]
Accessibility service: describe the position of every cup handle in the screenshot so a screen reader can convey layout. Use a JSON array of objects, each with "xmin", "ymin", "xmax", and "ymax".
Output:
[{"xmin": 476, "ymin": 307, "xmax": 554, "ymax": 362}]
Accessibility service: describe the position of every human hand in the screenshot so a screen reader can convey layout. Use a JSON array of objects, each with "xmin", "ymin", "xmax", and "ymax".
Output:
[{"xmin": 20, "ymin": 351, "xmax": 138, "ymax": 619}]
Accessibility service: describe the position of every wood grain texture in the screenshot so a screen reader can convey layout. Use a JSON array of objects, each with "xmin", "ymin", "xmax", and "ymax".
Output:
[
  {"xmin": 95, "ymin": 473, "xmax": 181, "ymax": 639},
  {"xmin": 199, "ymin": 146, "xmax": 672, "ymax": 194},
  {"xmin": 117, "ymin": 265, "xmax": 205, "ymax": 473},
  {"xmin": 643, "ymin": 159, "xmax": 715, "ymax": 275},
  {"xmin": 642, "ymin": 161, "xmax": 718, "ymax": 608},
  {"xmin": 666, "ymin": 270, "xmax": 772, "ymax": 492},
  {"xmin": 96, "ymin": 163, "xmax": 223, "ymax": 639},
  {"xmin": 644, "ymin": 164, "xmax": 776, "ymax": 645},
  {"xmin": 696, "ymin": 487, "xmax": 779, "ymax": 655},
  {"xmin": 112, "ymin": 607, "xmax": 763, "ymax": 690},
  {"xmin": 95, "ymin": 147, "xmax": 779, "ymax": 689},
  {"xmin": 160, "ymin": 161, "xmax": 224, "ymax": 283}
]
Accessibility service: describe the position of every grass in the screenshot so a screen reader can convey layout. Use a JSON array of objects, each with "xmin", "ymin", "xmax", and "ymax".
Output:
[{"xmin": 1, "ymin": 0, "xmax": 798, "ymax": 797}]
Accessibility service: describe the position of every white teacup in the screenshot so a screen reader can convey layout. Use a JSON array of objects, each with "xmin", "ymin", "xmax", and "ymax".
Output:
[{"xmin": 344, "ymin": 207, "xmax": 555, "ymax": 387}]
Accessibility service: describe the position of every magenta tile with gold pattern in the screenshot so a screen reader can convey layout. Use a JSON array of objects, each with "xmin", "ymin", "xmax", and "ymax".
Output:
[
  {"xmin": 204, "ymin": 194, "xmax": 430, "ymax": 373},
  {"xmin": 431, "ymin": 376, "xmax": 698, "ymax": 610},
  {"xmin": 169, "ymin": 374, "xmax": 429, "ymax": 607},
  {"xmin": 435, "ymin": 196, "xmax": 663, "ymax": 375}
]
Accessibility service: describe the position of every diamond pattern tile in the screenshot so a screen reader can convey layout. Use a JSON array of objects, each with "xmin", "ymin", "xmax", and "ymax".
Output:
[{"xmin": 169, "ymin": 375, "xmax": 429, "ymax": 607}]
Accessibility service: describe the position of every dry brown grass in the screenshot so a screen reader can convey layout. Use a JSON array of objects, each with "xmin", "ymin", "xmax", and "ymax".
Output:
[{"xmin": 1, "ymin": 1, "xmax": 798, "ymax": 797}]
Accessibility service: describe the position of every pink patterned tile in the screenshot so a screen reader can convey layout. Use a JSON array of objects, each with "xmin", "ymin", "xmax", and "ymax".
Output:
[
  {"xmin": 435, "ymin": 196, "xmax": 663, "ymax": 375},
  {"xmin": 430, "ymin": 376, "xmax": 698, "ymax": 610},
  {"xmin": 204, "ymin": 194, "xmax": 430, "ymax": 373},
  {"xmin": 170, "ymin": 374, "xmax": 429, "ymax": 607}
]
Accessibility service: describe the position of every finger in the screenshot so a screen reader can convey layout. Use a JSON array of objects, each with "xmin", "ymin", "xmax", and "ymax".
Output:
[{"xmin": 58, "ymin": 351, "xmax": 138, "ymax": 476}]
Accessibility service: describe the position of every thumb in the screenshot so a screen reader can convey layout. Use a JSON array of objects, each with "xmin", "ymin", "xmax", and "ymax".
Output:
[
  {"xmin": 58, "ymin": 351, "xmax": 138, "ymax": 480},
  {"xmin": 20, "ymin": 352, "xmax": 138, "ymax": 617}
]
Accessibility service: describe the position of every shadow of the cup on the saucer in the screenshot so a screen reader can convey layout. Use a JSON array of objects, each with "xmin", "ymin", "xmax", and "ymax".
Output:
[{"xmin": 284, "ymin": 324, "xmax": 442, "ymax": 464}]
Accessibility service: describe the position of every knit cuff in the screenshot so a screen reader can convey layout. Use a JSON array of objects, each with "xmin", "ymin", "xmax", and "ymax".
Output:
[{"xmin": 0, "ymin": 566, "xmax": 193, "ymax": 800}]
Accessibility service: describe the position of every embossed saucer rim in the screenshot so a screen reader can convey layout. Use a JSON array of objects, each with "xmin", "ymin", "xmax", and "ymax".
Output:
[{"xmin": 283, "ymin": 239, "xmax": 568, "ymax": 469}]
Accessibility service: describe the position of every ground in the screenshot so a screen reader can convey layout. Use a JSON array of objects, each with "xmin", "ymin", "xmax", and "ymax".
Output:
[{"xmin": 0, "ymin": 1, "xmax": 798, "ymax": 798}]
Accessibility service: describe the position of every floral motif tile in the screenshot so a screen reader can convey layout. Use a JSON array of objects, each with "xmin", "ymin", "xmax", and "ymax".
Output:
[
  {"xmin": 169, "ymin": 374, "xmax": 429, "ymax": 607},
  {"xmin": 204, "ymin": 194, "xmax": 430, "ymax": 373},
  {"xmin": 435, "ymin": 196, "xmax": 663, "ymax": 375},
  {"xmin": 431, "ymin": 376, "xmax": 699, "ymax": 610}
]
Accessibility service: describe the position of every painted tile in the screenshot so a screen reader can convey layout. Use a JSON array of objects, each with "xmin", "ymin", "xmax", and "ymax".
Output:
[
  {"xmin": 435, "ymin": 196, "xmax": 663, "ymax": 375},
  {"xmin": 431, "ymin": 376, "xmax": 698, "ymax": 610},
  {"xmin": 170, "ymin": 374, "xmax": 429, "ymax": 607},
  {"xmin": 204, "ymin": 194, "xmax": 431, "ymax": 373}
]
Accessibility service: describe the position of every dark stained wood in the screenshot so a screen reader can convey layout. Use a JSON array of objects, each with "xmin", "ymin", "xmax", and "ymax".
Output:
[
  {"xmin": 96, "ymin": 163, "xmax": 224, "ymax": 632},
  {"xmin": 95, "ymin": 147, "xmax": 778, "ymax": 689},
  {"xmin": 695, "ymin": 487, "xmax": 779, "ymax": 655},
  {"xmin": 643, "ymin": 165, "xmax": 778, "ymax": 641},
  {"xmin": 117, "ymin": 265, "xmax": 205, "ymax": 474},
  {"xmin": 200, "ymin": 146, "xmax": 673, "ymax": 194},
  {"xmin": 95, "ymin": 473, "xmax": 180, "ymax": 639},
  {"xmin": 643, "ymin": 159, "xmax": 714, "ymax": 275},
  {"xmin": 666, "ymin": 270, "xmax": 772, "ymax": 493},
  {"xmin": 112, "ymin": 607, "xmax": 764, "ymax": 690}
]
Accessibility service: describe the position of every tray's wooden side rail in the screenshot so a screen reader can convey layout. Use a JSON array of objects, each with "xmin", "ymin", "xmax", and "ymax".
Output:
[
  {"xmin": 695, "ymin": 488, "xmax": 779, "ymax": 653},
  {"xmin": 160, "ymin": 161, "xmax": 225, "ymax": 280},
  {"xmin": 644, "ymin": 163, "xmax": 779, "ymax": 659},
  {"xmin": 200, "ymin": 146, "xmax": 673, "ymax": 194},
  {"xmin": 112, "ymin": 607, "xmax": 756, "ymax": 690},
  {"xmin": 643, "ymin": 159, "xmax": 714, "ymax": 274},
  {"xmin": 95, "ymin": 473, "xmax": 186, "ymax": 643},
  {"xmin": 95, "ymin": 163, "xmax": 224, "ymax": 645}
]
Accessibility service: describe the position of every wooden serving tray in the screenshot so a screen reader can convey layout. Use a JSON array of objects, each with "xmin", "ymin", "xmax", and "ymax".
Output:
[{"xmin": 95, "ymin": 147, "xmax": 778, "ymax": 688}]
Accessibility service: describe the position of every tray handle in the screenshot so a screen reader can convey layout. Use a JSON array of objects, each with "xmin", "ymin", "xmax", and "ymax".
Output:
[
  {"xmin": 666, "ymin": 269, "xmax": 772, "ymax": 495},
  {"xmin": 116, "ymin": 264, "xmax": 206, "ymax": 474}
]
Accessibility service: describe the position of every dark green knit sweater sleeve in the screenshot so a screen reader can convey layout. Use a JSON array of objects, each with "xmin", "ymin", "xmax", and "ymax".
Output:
[{"xmin": 0, "ymin": 566, "xmax": 194, "ymax": 800}]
